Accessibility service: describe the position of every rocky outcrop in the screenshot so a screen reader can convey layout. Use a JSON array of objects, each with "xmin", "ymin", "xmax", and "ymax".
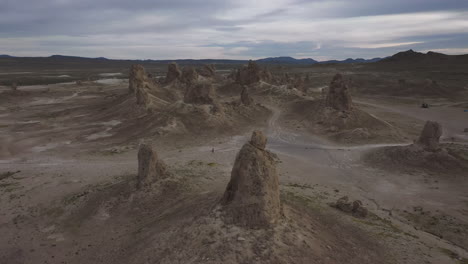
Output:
[
  {"xmin": 325, "ymin": 73, "xmax": 353, "ymax": 111},
  {"xmin": 128, "ymin": 64, "xmax": 162, "ymax": 108},
  {"xmin": 292, "ymin": 74, "xmax": 305, "ymax": 91},
  {"xmin": 180, "ymin": 67, "xmax": 199, "ymax": 85},
  {"xmin": 165, "ymin": 62, "xmax": 182, "ymax": 83},
  {"xmin": 416, "ymin": 121, "xmax": 442, "ymax": 150},
  {"xmin": 221, "ymin": 131, "xmax": 282, "ymax": 228},
  {"xmin": 129, "ymin": 64, "xmax": 148, "ymax": 93},
  {"xmin": 137, "ymin": 143, "xmax": 169, "ymax": 189},
  {"xmin": 236, "ymin": 61, "xmax": 271, "ymax": 85},
  {"xmin": 333, "ymin": 196, "xmax": 368, "ymax": 218},
  {"xmin": 240, "ymin": 86, "xmax": 253, "ymax": 106},
  {"xmin": 198, "ymin": 64, "xmax": 216, "ymax": 78},
  {"xmin": 184, "ymin": 82, "xmax": 215, "ymax": 105}
]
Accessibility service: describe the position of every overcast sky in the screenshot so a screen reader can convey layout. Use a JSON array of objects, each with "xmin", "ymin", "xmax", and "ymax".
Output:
[{"xmin": 1, "ymin": 0, "xmax": 468, "ymax": 60}]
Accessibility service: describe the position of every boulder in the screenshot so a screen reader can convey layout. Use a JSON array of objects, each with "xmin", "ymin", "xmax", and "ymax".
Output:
[
  {"xmin": 165, "ymin": 62, "xmax": 182, "ymax": 83},
  {"xmin": 137, "ymin": 144, "xmax": 169, "ymax": 189},
  {"xmin": 325, "ymin": 73, "xmax": 353, "ymax": 111},
  {"xmin": 335, "ymin": 196, "xmax": 353, "ymax": 213},
  {"xmin": 184, "ymin": 82, "xmax": 215, "ymax": 105},
  {"xmin": 352, "ymin": 200, "xmax": 368, "ymax": 218},
  {"xmin": 416, "ymin": 121, "xmax": 442, "ymax": 150},
  {"xmin": 333, "ymin": 196, "xmax": 368, "ymax": 218},
  {"xmin": 221, "ymin": 131, "xmax": 282, "ymax": 228},
  {"xmin": 240, "ymin": 86, "xmax": 254, "ymax": 106}
]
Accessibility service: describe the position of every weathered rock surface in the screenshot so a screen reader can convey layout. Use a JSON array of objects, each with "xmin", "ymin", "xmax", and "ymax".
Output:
[
  {"xmin": 180, "ymin": 67, "xmax": 199, "ymax": 85},
  {"xmin": 129, "ymin": 64, "xmax": 148, "ymax": 93},
  {"xmin": 198, "ymin": 64, "xmax": 216, "ymax": 78},
  {"xmin": 165, "ymin": 62, "xmax": 182, "ymax": 83},
  {"xmin": 417, "ymin": 121, "xmax": 442, "ymax": 150},
  {"xmin": 221, "ymin": 131, "xmax": 282, "ymax": 228},
  {"xmin": 137, "ymin": 143, "xmax": 169, "ymax": 189},
  {"xmin": 236, "ymin": 61, "xmax": 271, "ymax": 85},
  {"xmin": 325, "ymin": 73, "xmax": 353, "ymax": 111},
  {"xmin": 333, "ymin": 196, "xmax": 368, "ymax": 218},
  {"xmin": 184, "ymin": 82, "xmax": 215, "ymax": 105},
  {"xmin": 240, "ymin": 86, "xmax": 253, "ymax": 106}
]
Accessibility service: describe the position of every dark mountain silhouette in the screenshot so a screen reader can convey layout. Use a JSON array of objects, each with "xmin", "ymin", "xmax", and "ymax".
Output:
[
  {"xmin": 256, "ymin": 56, "xmax": 318, "ymax": 64},
  {"xmin": 379, "ymin": 49, "xmax": 468, "ymax": 65},
  {"xmin": 0, "ymin": 54, "xmax": 382, "ymax": 65}
]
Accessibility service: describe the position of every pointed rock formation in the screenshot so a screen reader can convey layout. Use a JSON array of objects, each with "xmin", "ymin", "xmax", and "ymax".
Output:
[
  {"xmin": 236, "ymin": 61, "xmax": 262, "ymax": 85},
  {"xmin": 128, "ymin": 64, "xmax": 163, "ymax": 108},
  {"xmin": 240, "ymin": 86, "xmax": 253, "ymax": 106},
  {"xmin": 325, "ymin": 73, "xmax": 353, "ymax": 111},
  {"xmin": 184, "ymin": 82, "xmax": 215, "ymax": 105},
  {"xmin": 293, "ymin": 74, "xmax": 305, "ymax": 91},
  {"xmin": 135, "ymin": 86, "xmax": 151, "ymax": 106},
  {"xmin": 416, "ymin": 121, "xmax": 442, "ymax": 150},
  {"xmin": 180, "ymin": 66, "xmax": 199, "ymax": 85},
  {"xmin": 221, "ymin": 131, "xmax": 282, "ymax": 228},
  {"xmin": 165, "ymin": 62, "xmax": 182, "ymax": 83},
  {"xmin": 198, "ymin": 64, "xmax": 216, "ymax": 78},
  {"xmin": 137, "ymin": 144, "xmax": 169, "ymax": 189},
  {"xmin": 129, "ymin": 64, "xmax": 148, "ymax": 93}
]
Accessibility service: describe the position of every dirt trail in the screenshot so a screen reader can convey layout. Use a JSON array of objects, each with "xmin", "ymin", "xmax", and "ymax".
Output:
[
  {"xmin": 263, "ymin": 103, "xmax": 468, "ymax": 261},
  {"xmin": 355, "ymin": 98, "xmax": 468, "ymax": 142}
]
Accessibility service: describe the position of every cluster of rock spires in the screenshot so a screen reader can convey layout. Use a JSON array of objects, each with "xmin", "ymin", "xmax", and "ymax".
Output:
[
  {"xmin": 184, "ymin": 82, "xmax": 216, "ymax": 105},
  {"xmin": 165, "ymin": 63, "xmax": 217, "ymax": 85},
  {"xmin": 135, "ymin": 131, "xmax": 283, "ymax": 228},
  {"xmin": 128, "ymin": 63, "xmax": 221, "ymax": 110},
  {"xmin": 231, "ymin": 60, "xmax": 311, "ymax": 93},
  {"xmin": 128, "ymin": 62, "xmax": 264, "ymax": 112},
  {"xmin": 165, "ymin": 63, "xmax": 182, "ymax": 84},
  {"xmin": 221, "ymin": 131, "xmax": 282, "ymax": 228},
  {"xmin": 128, "ymin": 64, "xmax": 161, "ymax": 108},
  {"xmin": 235, "ymin": 61, "xmax": 272, "ymax": 85}
]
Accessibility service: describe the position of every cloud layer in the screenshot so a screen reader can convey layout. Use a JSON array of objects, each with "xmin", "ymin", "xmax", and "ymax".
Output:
[{"xmin": 1, "ymin": 0, "xmax": 467, "ymax": 60}]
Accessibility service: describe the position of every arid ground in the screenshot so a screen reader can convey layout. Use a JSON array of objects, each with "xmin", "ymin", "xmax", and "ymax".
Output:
[{"xmin": 1, "ymin": 54, "xmax": 468, "ymax": 264}]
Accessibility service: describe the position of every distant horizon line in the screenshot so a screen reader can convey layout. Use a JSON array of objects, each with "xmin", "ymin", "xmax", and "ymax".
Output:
[{"xmin": 1, "ymin": 49, "xmax": 466, "ymax": 62}]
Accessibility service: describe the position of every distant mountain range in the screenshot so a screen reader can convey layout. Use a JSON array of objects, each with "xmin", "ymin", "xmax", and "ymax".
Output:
[
  {"xmin": 380, "ymin": 49, "xmax": 468, "ymax": 63},
  {"xmin": 0, "ymin": 54, "xmax": 382, "ymax": 65},
  {"xmin": 256, "ymin": 56, "xmax": 383, "ymax": 64},
  {"xmin": 1, "ymin": 50, "xmax": 466, "ymax": 66}
]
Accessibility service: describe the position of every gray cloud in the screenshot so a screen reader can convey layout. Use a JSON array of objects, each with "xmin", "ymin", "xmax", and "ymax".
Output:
[{"xmin": 1, "ymin": 0, "xmax": 467, "ymax": 59}]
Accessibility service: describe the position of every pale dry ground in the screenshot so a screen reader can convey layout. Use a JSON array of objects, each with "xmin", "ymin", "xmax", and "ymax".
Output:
[{"xmin": 1, "ymin": 80, "xmax": 468, "ymax": 264}]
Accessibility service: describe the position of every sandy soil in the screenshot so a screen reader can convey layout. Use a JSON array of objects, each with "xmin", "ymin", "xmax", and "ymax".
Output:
[{"xmin": 1, "ymin": 78, "xmax": 468, "ymax": 264}]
